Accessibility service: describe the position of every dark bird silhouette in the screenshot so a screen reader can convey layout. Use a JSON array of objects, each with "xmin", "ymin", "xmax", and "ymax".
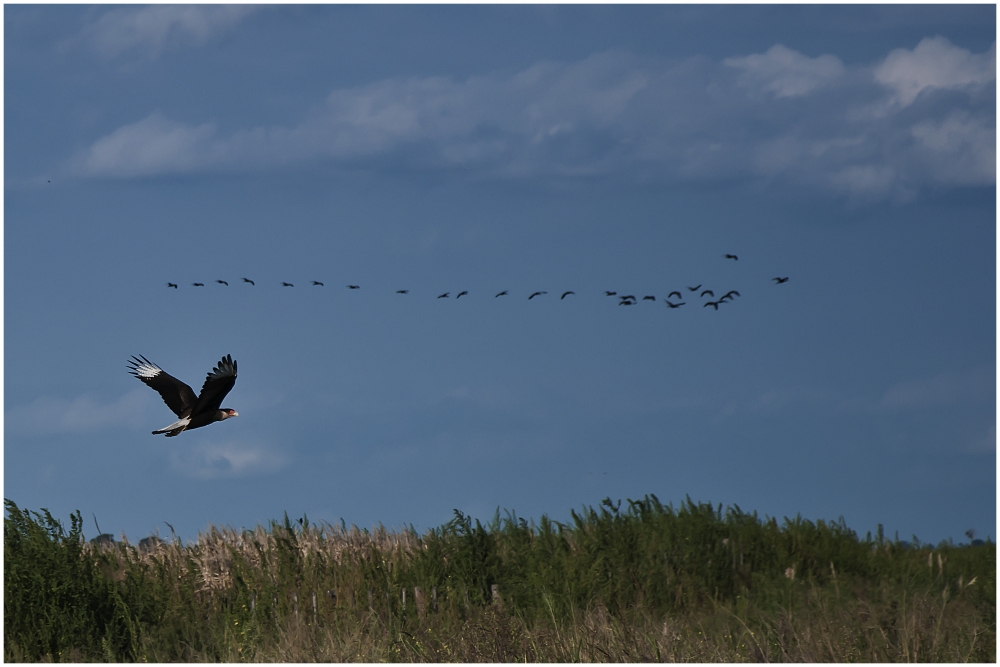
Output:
[
  {"xmin": 438, "ymin": 292, "xmax": 449, "ymax": 298},
  {"xmin": 700, "ymin": 290, "xmax": 714, "ymax": 298},
  {"xmin": 704, "ymin": 300, "xmax": 721, "ymax": 310},
  {"xmin": 396, "ymin": 290, "xmax": 409, "ymax": 294},
  {"xmin": 620, "ymin": 295, "xmax": 636, "ymax": 302},
  {"xmin": 773, "ymin": 277, "xmax": 789, "ymax": 284},
  {"xmin": 495, "ymin": 290, "xmax": 508, "ymax": 298},
  {"xmin": 242, "ymin": 278, "xmax": 254, "ymax": 285},
  {"xmin": 192, "ymin": 283, "xmax": 204, "ymax": 287},
  {"xmin": 312, "ymin": 281, "xmax": 324, "ymax": 286},
  {"xmin": 668, "ymin": 291, "xmax": 682, "ymax": 300},
  {"xmin": 725, "ymin": 254, "xmax": 738, "ymax": 261},
  {"xmin": 619, "ymin": 300, "xmax": 634, "ymax": 306},
  {"xmin": 216, "ymin": 280, "xmax": 228, "ymax": 286},
  {"xmin": 456, "ymin": 291, "xmax": 468, "ymax": 299},
  {"xmin": 605, "ymin": 291, "xmax": 617, "ymax": 296},
  {"xmin": 282, "ymin": 282, "xmax": 294, "ymax": 287},
  {"xmin": 664, "ymin": 300, "xmax": 685, "ymax": 308},
  {"xmin": 529, "ymin": 291, "xmax": 547, "ymax": 299},
  {"xmin": 561, "ymin": 291, "xmax": 575, "ymax": 299},
  {"xmin": 687, "ymin": 285, "xmax": 702, "ymax": 292},
  {"xmin": 347, "ymin": 285, "xmax": 360, "ymax": 289},
  {"xmin": 128, "ymin": 355, "xmax": 238, "ymax": 437},
  {"xmin": 642, "ymin": 295, "xmax": 655, "ymax": 301},
  {"xmin": 167, "ymin": 283, "xmax": 178, "ymax": 289},
  {"xmin": 721, "ymin": 290, "xmax": 741, "ymax": 300}
]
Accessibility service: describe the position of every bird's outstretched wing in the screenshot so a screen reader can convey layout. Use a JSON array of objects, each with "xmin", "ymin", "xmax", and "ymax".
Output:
[
  {"xmin": 128, "ymin": 356, "xmax": 198, "ymax": 418},
  {"xmin": 192, "ymin": 355, "xmax": 238, "ymax": 416}
]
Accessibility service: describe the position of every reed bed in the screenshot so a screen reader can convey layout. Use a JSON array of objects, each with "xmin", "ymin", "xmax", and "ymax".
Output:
[{"xmin": 5, "ymin": 496, "xmax": 994, "ymax": 662}]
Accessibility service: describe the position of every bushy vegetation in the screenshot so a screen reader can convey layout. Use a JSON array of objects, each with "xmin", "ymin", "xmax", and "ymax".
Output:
[{"xmin": 5, "ymin": 496, "xmax": 994, "ymax": 661}]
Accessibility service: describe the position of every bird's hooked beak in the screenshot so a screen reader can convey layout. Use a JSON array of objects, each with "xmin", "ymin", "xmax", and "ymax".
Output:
[{"xmin": 228, "ymin": 409, "xmax": 239, "ymax": 417}]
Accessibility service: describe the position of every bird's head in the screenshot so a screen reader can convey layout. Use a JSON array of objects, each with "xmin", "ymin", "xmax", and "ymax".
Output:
[{"xmin": 220, "ymin": 409, "xmax": 239, "ymax": 420}]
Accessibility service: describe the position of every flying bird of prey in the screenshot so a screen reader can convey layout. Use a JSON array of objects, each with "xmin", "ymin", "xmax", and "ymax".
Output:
[
  {"xmin": 619, "ymin": 300, "xmax": 634, "ymax": 306},
  {"xmin": 561, "ymin": 291, "xmax": 575, "ymax": 299},
  {"xmin": 721, "ymin": 290, "xmax": 741, "ymax": 300},
  {"xmin": 664, "ymin": 300, "xmax": 685, "ymax": 308},
  {"xmin": 605, "ymin": 291, "xmax": 617, "ymax": 296},
  {"xmin": 282, "ymin": 282, "xmax": 294, "ymax": 287},
  {"xmin": 529, "ymin": 291, "xmax": 547, "ymax": 299},
  {"xmin": 773, "ymin": 277, "xmax": 789, "ymax": 284},
  {"xmin": 457, "ymin": 291, "xmax": 468, "ymax": 298},
  {"xmin": 495, "ymin": 291, "xmax": 508, "ymax": 298},
  {"xmin": 703, "ymin": 300, "xmax": 721, "ymax": 310},
  {"xmin": 312, "ymin": 281, "xmax": 324, "ymax": 286},
  {"xmin": 700, "ymin": 290, "xmax": 714, "ymax": 298},
  {"xmin": 668, "ymin": 291, "xmax": 682, "ymax": 300},
  {"xmin": 127, "ymin": 354, "xmax": 238, "ymax": 437},
  {"xmin": 167, "ymin": 283, "xmax": 178, "ymax": 289},
  {"xmin": 396, "ymin": 290, "xmax": 409, "ymax": 294},
  {"xmin": 687, "ymin": 285, "xmax": 702, "ymax": 292},
  {"xmin": 438, "ymin": 292, "xmax": 449, "ymax": 298},
  {"xmin": 347, "ymin": 285, "xmax": 360, "ymax": 289},
  {"xmin": 216, "ymin": 280, "xmax": 228, "ymax": 286},
  {"xmin": 242, "ymin": 278, "xmax": 254, "ymax": 285},
  {"xmin": 725, "ymin": 254, "xmax": 738, "ymax": 261},
  {"xmin": 192, "ymin": 283, "xmax": 204, "ymax": 287},
  {"xmin": 642, "ymin": 295, "xmax": 655, "ymax": 301},
  {"xmin": 620, "ymin": 295, "xmax": 636, "ymax": 302}
]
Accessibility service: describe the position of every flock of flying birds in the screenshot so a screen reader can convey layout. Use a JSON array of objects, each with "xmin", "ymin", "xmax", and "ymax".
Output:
[{"xmin": 165, "ymin": 255, "xmax": 789, "ymax": 311}]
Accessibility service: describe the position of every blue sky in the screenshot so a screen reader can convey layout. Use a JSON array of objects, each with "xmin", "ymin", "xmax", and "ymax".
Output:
[{"xmin": 4, "ymin": 4, "xmax": 995, "ymax": 546}]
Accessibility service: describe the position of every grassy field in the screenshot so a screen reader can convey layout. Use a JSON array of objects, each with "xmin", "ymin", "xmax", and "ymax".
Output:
[{"xmin": 5, "ymin": 496, "xmax": 995, "ymax": 662}]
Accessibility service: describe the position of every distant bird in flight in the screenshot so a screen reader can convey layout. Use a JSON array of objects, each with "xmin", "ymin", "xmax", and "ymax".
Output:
[
  {"xmin": 620, "ymin": 295, "xmax": 636, "ymax": 302},
  {"xmin": 347, "ymin": 285, "xmax": 360, "ymax": 290},
  {"xmin": 704, "ymin": 300, "xmax": 721, "ymax": 310},
  {"xmin": 396, "ymin": 290, "xmax": 409, "ymax": 294},
  {"xmin": 700, "ymin": 290, "xmax": 714, "ymax": 298},
  {"xmin": 192, "ymin": 283, "xmax": 204, "ymax": 287},
  {"xmin": 773, "ymin": 277, "xmax": 789, "ymax": 284},
  {"xmin": 127, "ymin": 354, "xmax": 238, "ymax": 437},
  {"xmin": 725, "ymin": 254, "xmax": 738, "ymax": 261},
  {"xmin": 687, "ymin": 285, "xmax": 702, "ymax": 292},
  {"xmin": 605, "ymin": 291, "xmax": 617, "ymax": 297},
  {"xmin": 495, "ymin": 291, "xmax": 508, "ymax": 298},
  {"xmin": 667, "ymin": 291, "xmax": 682, "ymax": 300},
  {"xmin": 282, "ymin": 282, "xmax": 294, "ymax": 287},
  {"xmin": 216, "ymin": 280, "xmax": 228, "ymax": 286},
  {"xmin": 242, "ymin": 278, "xmax": 254, "ymax": 285},
  {"xmin": 721, "ymin": 290, "xmax": 741, "ymax": 301},
  {"xmin": 619, "ymin": 300, "xmax": 634, "ymax": 306},
  {"xmin": 664, "ymin": 300, "xmax": 685, "ymax": 308},
  {"xmin": 456, "ymin": 291, "xmax": 468, "ymax": 299},
  {"xmin": 167, "ymin": 283, "xmax": 178, "ymax": 289},
  {"xmin": 642, "ymin": 295, "xmax": 655, "ymax": 301},
  {"xmin": 438, "ymin": 292, "xmax": 449, "ymax": 298},
  {"xmin": 312, "ymin": 281, "xmax": 324, "ymax": 286},
  {"xmin": 561, "ymin": 291, "xmax": 575, "ymax": 299},
  {"xmin": 529, "ymin": 291, "xmax": 547, "ymax": 299}
]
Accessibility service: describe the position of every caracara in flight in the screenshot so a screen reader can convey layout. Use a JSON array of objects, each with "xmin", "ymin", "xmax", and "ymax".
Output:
[
  {"xmin": 242, "ymin": 278, "xmax": 255, "ymax": 285},
  {"xmin": 282, "ymin": 282, "xmax": 294, "ymax": 287},
  {"xmin": 438, "ymin": 292, "xmax": 449, "ymax": 298},
  {"xmin": 529, "ymin": 291, "xmax": 547, "ymax": 299},
  {"xmin": 127, "ymin": 355, "xmax": 238, "ymax": 437},
  {"xmin": 192, "ymin": 283, "xmax": 204, "ymax": 287},
  {"xmin": 773, "ymin": 277, "xmax": 789, "ymax": 284},
  {"xmin": 495, "ymin": 291, "xmax": 508, "ymax": 298},
  {"xmin": 312, "ymin": 281, "xmax": 324, "ymax": 286},
  {"xmin": 167, "ymin": 283, "xmax": 178, "ymax": 289},
  {"xmin": 725, "ymin": 254, "xmax": 738, "ymax": 261},
  {"xmin": 457, "ymin": 291, "xmax": 468, "ymax": 298},
  {"xmin": 216, "ymin": 280, "xmax": 228, "ymax": 286}
]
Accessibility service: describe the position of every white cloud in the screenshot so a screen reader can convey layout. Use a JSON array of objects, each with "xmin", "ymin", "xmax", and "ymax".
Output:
[
  {"xmin": 880, "ymin": 366, "xmax": 994, "ymax": 410},
  {"xmin": 80, "ymin": 5, "xmax": 257, "ymax": 60},
  {"xmin": 724, "ymin": 44, "xmax": 846, "ymax": 98},
  {"xmin": 169, "ymin": 440, "xmax": 289, "ymax": 480},
  {"xmin": 874, "ymin": 36, "xmax": 995, "ymax": 107},
  {"xmin": 7, "ymin": 389, "xmax": 149, "ymax": 436},
  {"xmin": 68, "ymin": 41, "xmax": 995, "ymax": 201}
]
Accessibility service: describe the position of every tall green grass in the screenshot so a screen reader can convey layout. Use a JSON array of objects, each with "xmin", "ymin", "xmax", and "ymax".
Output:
[{"xmin": 5, "ymin": 496, "xmax": 994, "ymax": 661}]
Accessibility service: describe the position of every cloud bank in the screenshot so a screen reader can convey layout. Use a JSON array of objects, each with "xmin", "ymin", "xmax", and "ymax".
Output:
[
  {"xmin": 169, "ymin": 440, "xmax": 289, "ymax": 480},
  {"xmin": 70, "ymin": 37, "xmax": 994, "ymax": 200},
  {"xmin": 7, "ymin": 389, "xmax": 149, "ymax": 437}
]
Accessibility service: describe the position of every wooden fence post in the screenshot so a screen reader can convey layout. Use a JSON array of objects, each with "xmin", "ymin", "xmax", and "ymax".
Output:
[
  {"xmin": 491, "ymin": 584, "xmax": 500, "ymax": 605},
  {"xmin": 414, "ymin": 586, "xmax": 426, "ymax": 620}
]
